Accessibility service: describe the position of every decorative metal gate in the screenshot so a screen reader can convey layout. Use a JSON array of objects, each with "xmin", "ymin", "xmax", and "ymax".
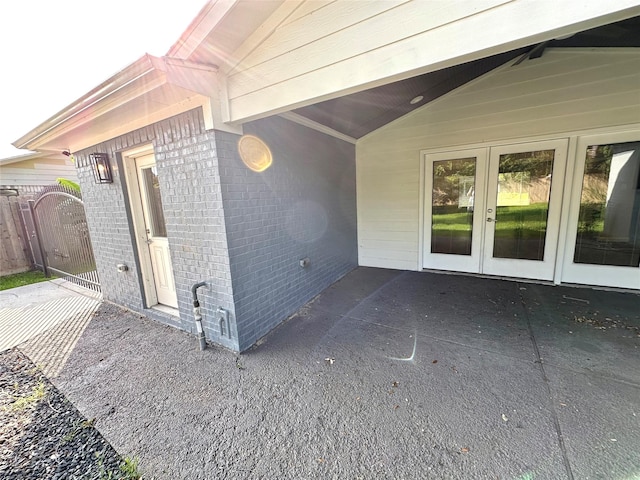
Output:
[{"xmin": 28, "ymin": 186, "xmax": 100, "ymax": 292}]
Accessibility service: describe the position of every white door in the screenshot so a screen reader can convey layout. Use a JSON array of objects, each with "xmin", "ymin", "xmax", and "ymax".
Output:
[
  {"xmin": 136, "ymin": 154, "xmax": 178, "ymax": 308},
  {"xmin": 482, "ymin": 139, "xmax": 568, "ymax": 280},
  {"xmin": 423, "ymin": 148, "xmax": 487, "ymax": 273},
  {"xmin": 423, "ymin": 139, "xmax": 568, "ymax": 281}
]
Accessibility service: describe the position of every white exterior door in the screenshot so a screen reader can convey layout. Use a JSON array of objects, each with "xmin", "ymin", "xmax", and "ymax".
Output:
[
  {"xmin": 423, "ymin": 139, "xmax": 568, "ymax": 281},
  {"xmin": 482, "ymin": 139, "xmax": 568, "ymax": 280},
  {"xmin": 423, "ymin": 148, "xmax": 487, "ymax": 273},
  {"xmin": 135, "ymin": 154, "xmax": 178, "ymax": 308}
]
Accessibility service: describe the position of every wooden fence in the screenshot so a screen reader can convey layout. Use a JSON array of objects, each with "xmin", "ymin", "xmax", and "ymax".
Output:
[{"xmin": 0, "ymin": 195, "xmax": 33, "ymax": 275}]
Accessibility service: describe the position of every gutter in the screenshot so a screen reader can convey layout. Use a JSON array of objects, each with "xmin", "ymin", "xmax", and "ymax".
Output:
[
  {"xmin": 13, "ymin": 54, "xmax": 163, "ymax": 150},
  {"xmin": 12, "ymin": 55, "xmax": 218, "ymax": 152}
]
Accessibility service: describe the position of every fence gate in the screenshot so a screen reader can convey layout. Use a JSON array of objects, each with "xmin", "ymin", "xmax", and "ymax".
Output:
[{"xmin": 27, "ymin": 186, "xmax": 100, "ymax": 292}]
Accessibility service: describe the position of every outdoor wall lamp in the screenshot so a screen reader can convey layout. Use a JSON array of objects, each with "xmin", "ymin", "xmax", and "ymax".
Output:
[
  {"xmin": 238, "ymin": 134, "xmax": 273, "ymax": 172},
  {"xmin": 90, "ymin": 153, "xmax": 113, "ymax": 184}
]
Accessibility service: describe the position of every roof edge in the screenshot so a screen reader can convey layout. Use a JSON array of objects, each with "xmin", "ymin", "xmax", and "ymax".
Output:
[
  {"xmin": 13, "ymin": 54, "xmax": 163, "ymax": 151},
  {"xmin": 166, "ymin": 0, "xmax": 239, "ymax": 59}
]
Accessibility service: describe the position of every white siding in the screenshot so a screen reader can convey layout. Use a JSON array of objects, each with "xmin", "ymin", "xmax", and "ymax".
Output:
[
  {"xmin": 356, "ymin": 49, "xmax": 640, "ymax": 270},
  {"xmin": 0, "ymin": 158, "xmax": 78, "ymax": 187},
  {"xmin": 226, "ymin": 0, "xmax": 640, "ymax": 122}
]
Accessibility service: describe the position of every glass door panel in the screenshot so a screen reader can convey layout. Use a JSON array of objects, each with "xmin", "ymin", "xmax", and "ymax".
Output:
[
  {"xmin": 492, "ymin": 149, "xmax": 554, "ymax": 261},
  {"xmin": 140, "ymin": 166, "xmax": 168, "ymax": 238},
  {"xmin": 562, "ymin": 133, "xmax": 640, "ymax": 289},
  {"xmin": 431, "ymin": 158, "xmax": 476, "ymax": 255},
  {"xmin": 423, "ymin": 149, "xmax": 487, "ymax": 273},
  {"xmin": 573, "ymin": 141, "xmax": 640, "ymax": 267},
  {"xmin": 483, "ymin": 140, "xmax": 568, "ymax": 280}
]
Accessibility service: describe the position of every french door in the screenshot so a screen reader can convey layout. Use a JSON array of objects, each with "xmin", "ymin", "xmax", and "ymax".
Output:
[{"xmin": 423, "ymin": 139, "xmax": 568, "ymax": 281}]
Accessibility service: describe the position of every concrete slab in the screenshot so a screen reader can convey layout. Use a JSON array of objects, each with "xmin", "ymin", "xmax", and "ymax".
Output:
[
  {"xmin": 0, "ymin": 279, "xmax": 101, "ymax": 356},
  {"xmin": 522, "ymin": 283, "xmax": 640, "ymax": 385},
  {"xmin": 15, "ymin": 268, "xmax": 640, "ymax": 479},
  {"xmin": 347, "ymin": 272, "xmax": 537, "ymax": 362},
  {"xmin": 545, "ymin": 365, "xmax": 640, "ymax": 479}
]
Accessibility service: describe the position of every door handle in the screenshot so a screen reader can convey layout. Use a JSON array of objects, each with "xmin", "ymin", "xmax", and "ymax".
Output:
[{"xmin": 486, "ymin": 217, "xmax": 496, "ymax": 222}]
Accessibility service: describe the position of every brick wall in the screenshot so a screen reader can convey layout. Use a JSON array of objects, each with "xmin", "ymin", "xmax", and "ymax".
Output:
[
  {"xmin": 217, "ymin": 116, "xmax": 357, "ymax": 351},
  {"xmin": 74, "ymin": 109, "xmax": 239, "ymax": 350},
  {"xmin": 74, "ymin": 110, "xmax": 357, "ymax": 353}
]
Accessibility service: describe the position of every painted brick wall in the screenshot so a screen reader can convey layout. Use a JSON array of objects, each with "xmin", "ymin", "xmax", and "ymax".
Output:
[
  {"xmin": 217, "ymin": 116, "xmax": 357, "ymax": 351},
  {"xmin": 74, "ymin": 109, "xmax": 239, "ymax": 350}
]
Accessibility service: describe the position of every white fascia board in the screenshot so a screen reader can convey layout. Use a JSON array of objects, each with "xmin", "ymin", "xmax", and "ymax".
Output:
[
  {"xmin": 166, "ymin": 0, "xmax": 240, "ymax": 59},
  {"xmin": 13, "ymin": 56, "xmax": 221, "ymax": 153},
  {"xmin": 13, "ymin": 54, "xmax": 164, "ymax": 151}
]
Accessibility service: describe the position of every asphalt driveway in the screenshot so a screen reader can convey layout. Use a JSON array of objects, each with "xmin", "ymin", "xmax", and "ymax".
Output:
[{"xmin": 14, "ymin": 268, "xmax": 640, "ymax": 479}]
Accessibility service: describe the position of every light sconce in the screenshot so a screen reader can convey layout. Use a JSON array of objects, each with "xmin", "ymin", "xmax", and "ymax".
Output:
[
  {"xmin": 89, "ymin": 153, "xmax": 113, "ymax": 184},
  {"xmin": 238, "ymin": 135, "xmax": 273, "ymax": 172}
]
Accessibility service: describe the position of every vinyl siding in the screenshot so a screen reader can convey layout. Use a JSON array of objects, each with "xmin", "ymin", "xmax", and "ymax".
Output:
[
  {"xmin": 356, "ymin": 49, "xmax": 640, "ymax": 271},
  {"xmin": 0, "ymin": 158, "xmax": 78, "ymax": 187}
]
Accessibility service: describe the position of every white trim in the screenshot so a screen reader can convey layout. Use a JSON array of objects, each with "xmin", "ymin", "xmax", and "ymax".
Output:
[
  {"xmin": 481, "ymin": 139, "xmax": 569, "ymax": 281},
  {"xmin": 414, "ymin": 124, "xmax": 640, "ymax": 159},
  {"xmin": 417, "ymin": 151, "xmax": 425, "ymax": 271},
  {"xmin": 122, "ymin": 145, "xmax": 158, "ymax": 307},
  {"xmin": 279, "ymin": 112, "xmax": 357, "ymax": 144},
  {"xmin": 123, "ymin": 144, "xmax": 154, "ymax": 159},
  {"xmin": 553, "ymin": 135, "xmax": 579, "ymax": 285},
  {"xmin": 561, "ymin": 129, "xmax": 640, "ymax": 289},
  {"xmin": 224, "ymin": 0, "xmax": 304, "ymax": 76},
  {"xmin": 167, "ymin": 0, "xmax": 239, "ymax": 59},
  {"xmin": 421, "ymin": 147, "xmax": 488, "ymax": 273}
]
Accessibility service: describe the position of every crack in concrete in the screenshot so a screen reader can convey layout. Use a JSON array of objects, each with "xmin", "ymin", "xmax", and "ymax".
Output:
[{"xmin": 518, "ymin": 283, "xmax": 575, "ymax": 480}]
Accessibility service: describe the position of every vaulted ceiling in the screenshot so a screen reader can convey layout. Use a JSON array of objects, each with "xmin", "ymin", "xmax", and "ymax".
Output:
[{"xmin": 291, "ymin": 16, "xmax": 640, "ymax": 140}]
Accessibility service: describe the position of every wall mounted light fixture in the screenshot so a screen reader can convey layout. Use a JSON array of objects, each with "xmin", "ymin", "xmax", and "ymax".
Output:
[
  {"xmin": 238, "ymin": 135, "xmax": 273, "ymax": 172},
  {"xmin": 89, "ymin": 153, "xmax": 113, "ymax": 184}
]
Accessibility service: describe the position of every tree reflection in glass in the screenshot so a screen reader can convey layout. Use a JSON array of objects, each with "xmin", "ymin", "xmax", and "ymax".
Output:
[
  {"xmin": 431, "ymin": 158, "xmax": 476, "ymax": 255},
  {"xmin": 574, "ymin": 142, "xmax": 640, "ymax": 267}
]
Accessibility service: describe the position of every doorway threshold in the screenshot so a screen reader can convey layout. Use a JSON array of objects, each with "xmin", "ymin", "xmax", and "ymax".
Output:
[{"xmin": 151, "ymin": 304, "xmax": 180, "ymax": 318}]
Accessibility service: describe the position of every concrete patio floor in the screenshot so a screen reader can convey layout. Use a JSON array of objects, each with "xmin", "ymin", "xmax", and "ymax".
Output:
[{"xmin": 14, "ymin": 268, "xmax": 640, "ymax": 479}]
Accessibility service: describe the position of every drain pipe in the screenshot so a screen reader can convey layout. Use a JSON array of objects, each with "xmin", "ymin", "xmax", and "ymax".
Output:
[{"xmin": 191, "ymin": 281, "xmax": 208, "ymax": 350}]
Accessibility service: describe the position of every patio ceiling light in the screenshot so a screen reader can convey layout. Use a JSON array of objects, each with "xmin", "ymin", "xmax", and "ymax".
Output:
[
  {"xmin": 89, "ymin": 153, "xmax": 113, "ymax": 184},
  {"xmin": 410, "ymin": 95, "xmax": 424, "ymax": 105},
  {"xmin": 238, "ymin": 135, "xmax": 273, "ymax": 172}
]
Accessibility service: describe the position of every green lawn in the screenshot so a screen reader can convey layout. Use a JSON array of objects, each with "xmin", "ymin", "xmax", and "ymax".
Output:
[
  {"xmin": 0, "ymin": 270, "xmax": 49, "ymax": 291},
  {"xmin": 432, "ymin": 203, "xmax": 550, "ymax": 238}
]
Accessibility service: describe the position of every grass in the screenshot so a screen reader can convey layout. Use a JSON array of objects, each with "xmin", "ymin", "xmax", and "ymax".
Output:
[
  {"xmin": 98, "ymin": 455, "xmax": 142, "ymax": 480},
  {"xmin": 432, "ymin": 203, "xmax": 550, "ymax": 238},
  {"xmin": 6, "ymin": 382, "xmax": 47, "ymax": 411},
  {"xmin": 0, "ymin": 270, "xmax": 49, "ymax": 291}
]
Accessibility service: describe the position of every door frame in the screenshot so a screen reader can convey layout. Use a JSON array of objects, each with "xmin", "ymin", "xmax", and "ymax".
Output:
[
  {"xmin": 422, "ymin": 148, "xmax": 488, "ymax": 273},
  {"xmin": 561, "ymin": 129, "xmax": 640, "ymax": 289},
  {"xmin": 481, "ymin": 138, "xmax": 569, "ymax": 281},
  {"xmin": 122, "ymin": 144, "xmax": 163, "ymax": 308},
  {"xmin": 421, "ymin": 137, "xmax": 569, "ymax": 282}
]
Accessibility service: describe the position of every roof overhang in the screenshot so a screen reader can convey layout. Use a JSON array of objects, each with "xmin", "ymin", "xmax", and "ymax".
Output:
[
  {"xmin": 167, "ymin": 0, "xmax": 284, "ymax": 66},
  {"xmin": 0, "ymin": 151, "xmax": 68, "ymax": 167},
  {"xmin": 13, "ymin": 54, "xmax": 220, "ymax": 153}
]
